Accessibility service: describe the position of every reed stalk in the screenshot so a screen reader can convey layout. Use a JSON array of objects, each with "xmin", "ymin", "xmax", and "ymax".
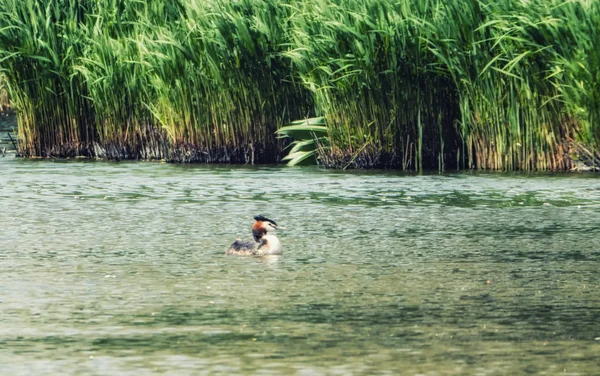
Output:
[{"xmin": 0, "ymin": 74, "xmax": 9, "ymax": 111}]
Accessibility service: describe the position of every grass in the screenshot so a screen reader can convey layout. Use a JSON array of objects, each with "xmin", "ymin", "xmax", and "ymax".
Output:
[{"xmin": 0, "ymin": 0, "xmax": 598, "ymax": 170}]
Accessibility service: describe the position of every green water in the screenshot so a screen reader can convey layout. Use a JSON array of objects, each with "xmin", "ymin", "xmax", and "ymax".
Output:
[{"xmin": 1, "ymin": 122, "xmax": 600, "ymax": 375}]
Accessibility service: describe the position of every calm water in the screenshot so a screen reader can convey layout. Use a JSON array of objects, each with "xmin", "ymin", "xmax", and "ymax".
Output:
[{"xmin": 1, "ymin": 120, "xmax": 600, "ymax": 375}]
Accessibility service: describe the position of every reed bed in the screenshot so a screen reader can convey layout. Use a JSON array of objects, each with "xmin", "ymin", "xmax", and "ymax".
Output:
[{"xmin": 0, "ymin": 0, "xmax": 598, "ymax": 170}]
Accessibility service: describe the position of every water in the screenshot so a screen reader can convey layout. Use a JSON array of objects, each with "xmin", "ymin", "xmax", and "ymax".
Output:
[{"xmin": 1, "ymin": 119, "xmax": 600, "ymax": 375}]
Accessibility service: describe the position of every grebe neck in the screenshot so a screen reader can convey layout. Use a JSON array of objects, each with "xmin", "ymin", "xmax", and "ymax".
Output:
[{"xmin": 257, "ymin": 234, "xmax": 282, "ymax": 255}]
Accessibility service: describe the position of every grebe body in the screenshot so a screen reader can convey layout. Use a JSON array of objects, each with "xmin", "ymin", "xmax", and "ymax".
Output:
[{"xmin": 226, "ymin": 215, "xmax": 283, "ymax": 256}]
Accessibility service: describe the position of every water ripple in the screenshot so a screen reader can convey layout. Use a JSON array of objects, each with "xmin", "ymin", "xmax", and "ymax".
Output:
[{"xmin": 1, "ymin": 155, "xmax": 600, "ymax": 375}]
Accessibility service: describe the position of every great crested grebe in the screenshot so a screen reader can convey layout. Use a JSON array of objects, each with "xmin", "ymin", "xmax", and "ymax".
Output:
[{"xmin": 226, "ymin": 215, "xmax": 283, "ymax": 256}]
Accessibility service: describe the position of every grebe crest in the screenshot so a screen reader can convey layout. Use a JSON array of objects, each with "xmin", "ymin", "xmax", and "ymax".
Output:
[{"xmin": 226, "ymin": 215, "xmax": 283, "ymax": 256}]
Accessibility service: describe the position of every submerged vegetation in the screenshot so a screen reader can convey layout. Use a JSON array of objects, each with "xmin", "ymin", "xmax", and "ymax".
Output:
[{"xmin": 0, "ymin": 0, "xmax": 599, "ymax": 170}]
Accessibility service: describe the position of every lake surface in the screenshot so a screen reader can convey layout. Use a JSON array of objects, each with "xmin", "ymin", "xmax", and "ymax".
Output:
[{"xmin": 1, "ymin": 118, "xmax": 600, "ymax": 375}]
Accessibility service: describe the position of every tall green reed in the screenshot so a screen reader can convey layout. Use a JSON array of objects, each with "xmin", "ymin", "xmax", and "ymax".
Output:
[
  {"xmin": 285, "ymin": 0, "xmax": 461, "ymax": 169},
  {"xmin": 0, "ymin": 0, "xmax": 597, "ymax": 169}
]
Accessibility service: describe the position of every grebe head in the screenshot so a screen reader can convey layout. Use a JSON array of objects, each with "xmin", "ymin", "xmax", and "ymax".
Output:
[{"xmin": 252, "ymin": 215, "xmax": 281, "ymax": 242}]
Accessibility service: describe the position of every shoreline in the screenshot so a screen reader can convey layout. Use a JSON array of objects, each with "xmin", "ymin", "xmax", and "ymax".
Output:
[{"xmin": 2, "ymin": 115, "xmax": 598, "ymax": 172}]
